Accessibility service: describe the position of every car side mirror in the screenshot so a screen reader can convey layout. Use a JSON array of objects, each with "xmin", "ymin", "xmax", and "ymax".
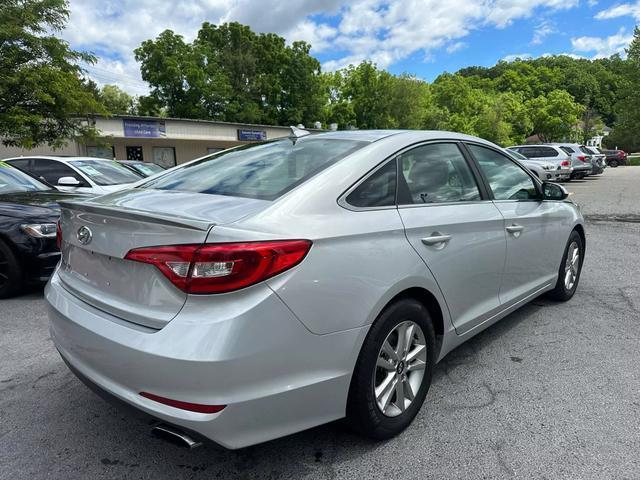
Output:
[
  {"xmin": 542, "ymin": 182, "xmax": 569, "ymax": 201},
  {"xmin": 57, "ymin": 176, "xmax": 81, "ymax": 187}
]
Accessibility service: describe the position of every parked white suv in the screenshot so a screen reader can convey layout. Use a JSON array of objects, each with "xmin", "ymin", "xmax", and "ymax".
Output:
[
  {"xmin": 506, "ymin": 149, "xmax": 566, "ymax": 181},
  {"xmin": 506, "ymin": 145, "xmax": 572, "ymax": 181},
  {"xmin": 5, "ymin": 156, "xmax": 143, "ymax": 195}
]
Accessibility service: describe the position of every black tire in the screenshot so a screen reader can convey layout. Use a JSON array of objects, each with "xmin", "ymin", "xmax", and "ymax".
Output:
[
  {"xmin": 546, "ymin": 230, "xmax": 584, "ymax": 302},
  {"xmin": 346, "ymin": 298, "xmax": 436, "ymax": 440},
  {"xmin": 0, "ymin": 239, "xmax": 23, "ymax": 299},
  {"xmin": 609, "ymin": 159, "xmax": 619, "ymax": 168}
]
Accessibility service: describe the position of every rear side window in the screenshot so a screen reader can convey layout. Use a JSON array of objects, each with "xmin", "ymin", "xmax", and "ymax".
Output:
[
  {"xmin": 29, "ymin": 159, "xmax": 89, "ymax": 187},
  {"xmin": 517, "ymin": 147, "xmax": 537, "ymax": 158},
  {"xmin": 560, "ymin": 146, "xmax": 575, "ymax": 155},
  {"xmin": 399, "ymin": 143, "xmax": 481, "ymax": 204},
  {"xmin": 143, "ymin": 138, "xmax": 367, "ymax": 201},
  {"xmin": 538, "ymin": 146, "xmax": 559, "ymax": 157},
  {"xmin": 346, "ymin": 160, "xmax": 396, "ymax": 208}
]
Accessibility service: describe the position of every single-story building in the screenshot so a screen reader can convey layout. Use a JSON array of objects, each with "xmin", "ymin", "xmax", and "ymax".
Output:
[{"xmin": 0, "ymin": 115, "xmax": 323, "ymax": 167}]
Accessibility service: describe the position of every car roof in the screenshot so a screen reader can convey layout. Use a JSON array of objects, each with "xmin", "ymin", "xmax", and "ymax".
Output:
[{"xmin": 308, "ymin": 129, "xmax": 497, "ymax": 144}]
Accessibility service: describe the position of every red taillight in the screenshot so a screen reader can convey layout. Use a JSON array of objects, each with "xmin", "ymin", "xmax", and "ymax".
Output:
[
  {"xmin": 577, "ymin": 155, "xmax": 586, "ymax": 162},
  {"xmin": 561, "ymin": 160, "xmax": 570, "ymax": 167},
  {"xmin": 56, "ymin": 220, "xmax": 62, "ymax": 250},
  {"xmin": 125, "ymin": 240, "xmax": 312, "ymax": 294},
  {"xmin": 140, "ymin": 392, "xmax": 225, "ymax": 414}
]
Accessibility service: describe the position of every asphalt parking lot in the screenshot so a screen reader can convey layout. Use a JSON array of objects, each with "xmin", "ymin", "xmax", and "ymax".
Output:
[{"xmin": 1, "ymin": 167, "xmax": 639, "ymax": 480}]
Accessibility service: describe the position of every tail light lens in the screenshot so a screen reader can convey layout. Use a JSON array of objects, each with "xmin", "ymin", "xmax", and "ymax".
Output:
[
  {"xmin": 56, "ymin": 220, "xmax": 62, "ymax": 250},
  {"xmin": 561, "ymin": 160, "xmax": 570, "ymax": 167},
  {"xmin": 125, "ymin": 240, "xmax": 312, "ymax": 294},
  {"xmin": 577, "ymin": 155, "xmax": 586, "ymax": 162}
]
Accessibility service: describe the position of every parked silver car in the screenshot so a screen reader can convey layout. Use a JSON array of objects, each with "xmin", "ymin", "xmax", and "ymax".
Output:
[
  {"xmin": 506, "ymin": 145, "xmax": 572, "ymax": 181},
  {"xmin": 47, "ymin": 130, "xmax": 585, "ymax": 449},
  {"xmin": 549, "ymin": 144, "xmax": 593, "ymax": 179},
  {"xmin": 583, "ymin": 146, "xmax": 606, "ymax": 175},
  {"xmin": 5, "ymin": 156, "xmax": 143, "ymax": 194}
]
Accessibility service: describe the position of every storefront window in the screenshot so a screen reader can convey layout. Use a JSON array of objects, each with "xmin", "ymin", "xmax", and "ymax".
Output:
[{"xmin": 153, "ymin": 147, "xmax": 176, "ymax": 168}]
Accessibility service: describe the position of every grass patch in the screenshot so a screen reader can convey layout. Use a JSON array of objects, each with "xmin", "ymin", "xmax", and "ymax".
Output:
[{"xmin": 629, "ymin": 156, "xmax": 640, "ymax": 166}]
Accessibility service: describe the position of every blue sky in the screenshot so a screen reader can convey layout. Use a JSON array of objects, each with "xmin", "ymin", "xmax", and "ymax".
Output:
[{"xmin": 62, "ymin": 0, "xmax": 640, "ymax": 95}]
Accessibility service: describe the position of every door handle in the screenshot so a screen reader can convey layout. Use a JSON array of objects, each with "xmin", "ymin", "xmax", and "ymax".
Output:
[
  {"xmin": 421, "ymin": 233, "xmax": 452, "ymax": 247},
  {"xmin": 505, "ymin": 224, "xmax": 524, "ymax": 236}
]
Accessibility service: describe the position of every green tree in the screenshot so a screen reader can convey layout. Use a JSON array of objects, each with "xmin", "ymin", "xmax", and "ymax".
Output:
[
  {"xmin": 100, "ymin": 84, "xmax": 136, "ymax": 114},
  {"xmin": 0, "ymin": 0, "xmax": 105, "ymax": 148},
  {"xmin": 526, "ymin": 90, "xmax": 584, "ymax": 143},
  {"xmin": 605, "ymin": 26, "xmax": 640, "ymax": 152},
  {"xmin": 338, "ymin": 62, "xmax": 395, "ymax": 129},
  {"xmin": 135, "ymin": 30, "xmax": 215, "ymax": 119},
  {"xmin": 137, "ymin": 22, "xmax": 326, "ymax": 125}
]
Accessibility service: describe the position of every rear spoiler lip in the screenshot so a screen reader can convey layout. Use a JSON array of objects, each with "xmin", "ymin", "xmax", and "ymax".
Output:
[{"xmin": 57, "ymin": 200, "xmax": 215, "ymax": 232}]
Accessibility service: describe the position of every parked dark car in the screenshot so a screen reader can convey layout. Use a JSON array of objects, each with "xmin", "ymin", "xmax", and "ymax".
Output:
[
  {"xmin": 601, "ymin": 149, "xmax": 627, "ymax": 167},
  {"xmin": 0, "ymin": 162, "xmax": 88, "ymax": 298},
  {"xmin": 117, "ymin": 160, "xmax": 165, "ymax": 177}
]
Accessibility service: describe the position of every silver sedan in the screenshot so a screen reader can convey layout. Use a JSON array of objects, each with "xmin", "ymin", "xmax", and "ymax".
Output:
[{"xmin": 47, "ymin": 130, "xmax": 585, "ymax": 449}]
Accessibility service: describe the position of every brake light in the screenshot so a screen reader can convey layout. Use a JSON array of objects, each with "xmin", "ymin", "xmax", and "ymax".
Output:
[
  {"xmin": 561, "ymin": 160, "xmax": 570, "ymax": 167},
  {"xmin": 577, "ymin": 155, "xmax": 586, "ymax": 162},
  {"xmin": 56, "ymin": 220, "xmax": 62, "ymax": 250},
  {"xmin": 125, "ymin": 240, "xmax": 312, "ymax": 294}
]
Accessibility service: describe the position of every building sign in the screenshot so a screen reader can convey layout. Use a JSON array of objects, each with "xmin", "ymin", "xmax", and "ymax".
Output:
[
  {"xmin": 123, "ymin": 119, "xmax": 166, "ymax": 138},
  {"xmin": 237, "ymin": 129, "xmax": 266, "ymax": 141}
]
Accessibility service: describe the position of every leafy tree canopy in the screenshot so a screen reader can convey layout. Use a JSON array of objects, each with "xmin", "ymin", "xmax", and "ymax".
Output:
[{"xmin": 0, "ymin": 0, "xmax": 106, "ymax": 148}]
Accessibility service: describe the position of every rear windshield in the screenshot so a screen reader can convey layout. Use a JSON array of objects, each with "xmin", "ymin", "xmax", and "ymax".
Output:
[
  {"xmin": 70, "ymin": 160, "xmax": 143, "ymax": 186},
  {"xmin": 580, "ymin": 146, "xmax": 593, "ymax": 154},
  {"xmin": 140, "ymin": 138, "xmax": 367, "ymax": 200}
]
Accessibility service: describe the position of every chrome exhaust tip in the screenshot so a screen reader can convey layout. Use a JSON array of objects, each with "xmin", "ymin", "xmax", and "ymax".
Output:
[{"xmin": 152, "ymin": 424, "xmax": 203, "ymax": 449}]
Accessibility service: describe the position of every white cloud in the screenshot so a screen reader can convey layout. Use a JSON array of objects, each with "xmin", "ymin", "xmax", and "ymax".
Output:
[
  {"xmin": 502, "ymin": 53, "xmax": 532, "ymax": 62},
  {"xmin": 595, "ymin": 1, "xmax": 640, "ymax": 20},
  {"xmin": 571, "ymin": 28, "xmax": 633, "ymax": 58},
  {"xmin": 541, "ymin": 52, "xmax": 586, "ymax": 59},
  {"xmin": 531, "ymin": 20, "xmax": 556, "ymax": 45},
  {"xmin": 62, "ymin": 0, "xmax": 583, "ymax": 94},
  {"xmin": 446, "ymin": 41, "xmax": 467, "ymax": 53}
]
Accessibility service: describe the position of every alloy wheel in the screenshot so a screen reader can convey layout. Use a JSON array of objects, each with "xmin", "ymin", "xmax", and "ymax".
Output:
[
  {"xmin": 564, "ymin": 241, "xmax": 580, "ymax": 291},
  {"xmin": 373, "ymin": 320, "xmax": 427, "ymax": 417}
]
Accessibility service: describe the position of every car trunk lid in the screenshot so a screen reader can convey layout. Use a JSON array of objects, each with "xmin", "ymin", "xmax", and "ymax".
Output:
[{"xmin": 56, "ymin": 189, "xmax": 270, "ymax": 329}]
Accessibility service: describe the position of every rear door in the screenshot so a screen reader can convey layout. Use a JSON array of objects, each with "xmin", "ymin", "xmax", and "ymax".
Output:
[
  {"xmin": 397, "ymin": 142, "xmax": 506, "ymax": 334},
  {"xmin": 465, "ymin": 143, "xmax": 562, "ymax": 306}
]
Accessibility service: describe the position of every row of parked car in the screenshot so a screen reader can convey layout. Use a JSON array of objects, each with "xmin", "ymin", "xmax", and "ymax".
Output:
[
  {"xmin": 506, "ymin": 143, "xmax": 628, "ymax": 183},
  {"xmin": 0, "ymin": 156, "xmax": 166, "ymax": 298}
]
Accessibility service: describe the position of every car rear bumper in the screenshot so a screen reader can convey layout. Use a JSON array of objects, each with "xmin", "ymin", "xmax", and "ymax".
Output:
[
  {"xmin": 550, "ymin": 168, "xmax": 571, "ymax": 181},
  {"xmin": 571, "ymin": 164, "xmax": 592, "ymax": 178},
  {"xmin": 46, "ymin": 271, "xmax": 367, "ymax": 449}
]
